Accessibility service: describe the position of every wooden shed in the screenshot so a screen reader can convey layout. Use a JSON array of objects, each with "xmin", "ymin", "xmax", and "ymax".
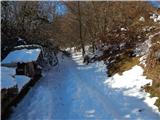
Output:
[
  {"xmin": 1, "ymin": 66, "xmax": 32, "ymax": 119},
  {"xmin": 1, "ymin": 67, "xmax": 18, "ymax": 118},
  {"xmin": 1, "ymin": 45, "xmax": 43, "ymax": 78}
]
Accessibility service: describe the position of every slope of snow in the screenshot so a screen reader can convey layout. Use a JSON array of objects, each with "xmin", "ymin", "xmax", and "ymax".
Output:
[
  {"xmin": 1, "ymin": 66, "xmax": 16, "ymax": 75},
  {"xmin": 9, "ymin": 53, "xmax": 160, "ymax": 120},
  {"xmin": 94, "ymin": 49, "xmax": 103, "ymax": 57},
  {"xmin": 2, "ymin": 48, "xmax": 41, "ymax": 65},
  {"xmin": 104, "ymin": 65, "xmax": 159, "ymax": 114},
  {"xmin": 15, "ymin": 75, "xmax": 31, "ymax": 92},
  {"xmin": 136, "ymin": 32, "xmax": 160, "ymax": 65},
  {"xmin": 1, "ymin": 67, "xmax": 16, "ymax": 89},
  {"xmin": 1, "ymin": 67, "xmax": 31, "ymax": 91}
]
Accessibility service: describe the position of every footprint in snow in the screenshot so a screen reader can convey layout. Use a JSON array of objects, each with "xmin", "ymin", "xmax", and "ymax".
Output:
[{"xmin": 138, "ymin": 109, "xmax": 144, "ymax": 112}]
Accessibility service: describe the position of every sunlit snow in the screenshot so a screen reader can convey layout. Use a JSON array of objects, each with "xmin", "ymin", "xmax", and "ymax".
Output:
[
  {"xmin": 9, "ymin": 52, "xmax": 160, "ymax": 120},
  {"xmin": 2, "ymin": 48, "xmax": 41, "ymax": 65}
]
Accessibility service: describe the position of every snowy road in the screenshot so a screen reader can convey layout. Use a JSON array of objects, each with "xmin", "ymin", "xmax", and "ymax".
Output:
[{"xmin": 10, "ymin": 53, "xmax": 160, "ymax": 120}]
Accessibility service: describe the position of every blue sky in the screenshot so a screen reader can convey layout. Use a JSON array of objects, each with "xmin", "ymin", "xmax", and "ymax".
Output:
[
  {"xmin": 54, "ymin": 1, "xmax": 160, "ymax": 16},
  {"xmin": 149, "ymin": 0, "xmax": 160, "ymax": 8},
  {"xmin": 55, "ymin": 3, "xmax": 67, "ymax": 15}
]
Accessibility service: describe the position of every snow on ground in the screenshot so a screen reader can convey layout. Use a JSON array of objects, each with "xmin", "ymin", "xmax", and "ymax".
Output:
[
  {"xmin": 137, "ymin": 32, "xmax": 160, "ymax": 66},
  {"xmin": 104, "ymin": 65, "xmax": 160, "ymax": 115},
  {"xmin": 1, "ymin": 67, "xmax": 16, "ymax": 89},
  {"xmin": 15, "ymin": 75, "xmax": 31, "ymax": 92},
  {"xmin": 150, "ymin": 13, "xmax": 160, "ymax": 22},
  {"xmin": 139, "ymin": 16, "xmax": 145, "ymax": 22},
  {"xmin": 1, "ymin": 48, "xmax": 41, "ymax": 65},
  {"xmin": 137, "ymin": 32, "xmax": 160, "ymax": 56},
  {"xmin": 1, "ymin": 66, "xmax": 31, "ymax": 91},
  {"xmin": 121, "ymin": 27, "xmax": 127, "ymax": 31},
  {"xmin": 9, "ymin": 52, "xmax": 160, "ymax": 120}
]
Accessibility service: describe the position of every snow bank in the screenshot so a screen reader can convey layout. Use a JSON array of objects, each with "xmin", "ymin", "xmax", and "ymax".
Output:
[
  {"xmin": 1, "ymin": 67, "xmax": 31, "ymax": 91},
  {"xmin": 139, "ymin": 55, "xmax": 147, "ymax": 67},
  {"xmin": 105, "ymin": 65, "xmax": 151, "ymax": 90},
  {"xmin": 136, "ymin": 32, "xmax": 160, "ymax": 67},
  {"xmin": 139, "ymin": 16, "xmax": 145, "ymax": 22},
  {"xmin": 135, "ymin": 32, "xmax": 160, "ymax": 57},
  {"xmin": 121, "ymin": 28, "xmax": 127, "ymax": 31},
  {"xmin": 94, "ymin": 50, "xmax": 103, "ymax": 57},
  {"xmin": 1, "ymin": 67, "xmax": 16, "ymax": 89},
  {"xmin": 1, "ymin": 66, "xmax": 16, "ymax": 75},
  {"xmin": 15, "ymin": 75, "xmax": 31, "ymax": 91},
  {"xmin": 104, "ymin": 65, "xmax": 160, "ymax": 114},
  {"xmin": 2, "ymin": 48, "xmax": 41, "ymax": 65},
  {"xmin": 150, "ymin": 13, "xmax": 160, "ymax": 22}
]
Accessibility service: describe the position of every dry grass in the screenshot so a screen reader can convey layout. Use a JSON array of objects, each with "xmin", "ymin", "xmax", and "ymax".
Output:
[
  {"xmin": 144, "ymin": 84, "xmax": 160, "ymax": 111},
  {"xmin": 106, "ymin": 44, "xmax": 160, "ymax": 110},
  {"xmin": 108, "ymin": 54, "xmax": 140, "ymax": 76},
  {"xmin": 144, "ymin": 34, "xmax": 160, "ymax": 111},
  {"xmin": 105, "ymin": 34, "xmax": 160, "ymax": 110}
]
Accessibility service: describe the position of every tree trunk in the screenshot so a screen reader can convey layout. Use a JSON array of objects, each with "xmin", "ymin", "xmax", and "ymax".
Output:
[
  {"xmin": 78, "ymin": 1, "xmax": 85, "ymax": 57},
  {"xmin": 91, "ymin": 39, "xmax": 95, "ymax": 53}
]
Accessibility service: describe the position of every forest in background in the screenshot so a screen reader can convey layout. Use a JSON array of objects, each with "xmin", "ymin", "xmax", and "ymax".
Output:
[{"xmin": 1, "ymin": 1, "xmax": 157, "ymax": 58}]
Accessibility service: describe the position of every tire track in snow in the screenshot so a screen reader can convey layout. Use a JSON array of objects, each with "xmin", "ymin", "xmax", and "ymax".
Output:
[
  {"xmin": 66, "ymin": 59, "xmax": 124, "ymax": 120},
  {"xmin": 9, "ymin": 53, "xmax": 160, "ymax": 120}
]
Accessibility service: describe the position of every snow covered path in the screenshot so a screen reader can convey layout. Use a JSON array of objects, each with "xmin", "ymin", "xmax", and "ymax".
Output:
[{"xmin": 10, "ymin": 53, "xmax": 160, "ymax": 120}]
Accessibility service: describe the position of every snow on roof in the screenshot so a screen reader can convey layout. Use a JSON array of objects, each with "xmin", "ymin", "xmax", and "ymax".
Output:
[
  {"xmin": 15, "ymin": 75, "xmax": 31, "ymax": 92},
  {"xmin": 1, "ymin": 67, "xmax": 16, "ymax": 89},
  {"xmin": 14, "ymin": 44, "xmax": 42, "ymax": 49},
  {"xmin": 2, "ymin": 48, "xmax": 41, "ymax": 65}
]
